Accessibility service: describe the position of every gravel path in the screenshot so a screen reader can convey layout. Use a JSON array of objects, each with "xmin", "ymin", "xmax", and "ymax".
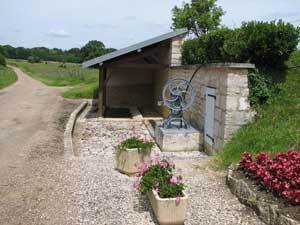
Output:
[
  {"xmin": 71, "ymin": 118, "xmax": 265, "ymax": 225},
  {"xmin": 0, "ymin": 66, "xmax": 264, "ymax": 224}
]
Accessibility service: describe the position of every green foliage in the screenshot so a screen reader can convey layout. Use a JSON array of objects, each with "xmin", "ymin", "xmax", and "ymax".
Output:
[
  {"xmin": 0, "ymin": 65, "xmax": 17, "ymax": 89},
  {"xmin": 80, "ymin": 40, "xmax": 116, "ymax": 61},
  {"xmin": 182, "ymin": 27, "xmax": 232, "ymax": 64},
  {"xmin": 0, "ymin": 41, "xmax": 116, "ymax": 64},
  {"xmin": 248, "ymin": 71, "xmax": 276, "ymax": 106},
  {"xmin": 216, "ymin": 53, "xmax": 300, "ymax": 168},
  {"xmin": 287, "ymin": 50, "xmax": 300, "ymax": 67},
  {"xmin": 137, "ymin": 159, "xmax": 185, "ymax": 198},
  {"xmin": 241, "ymin": 20, "xmax": 300, "ymax": 70},
  {"xmin": 0, "ymin": 54, "xmax": 6, "ymax": 66},
  {"xmin": 119, "ymin": 136, "xmax": 154, "ymax": 151},
  {"xmin": 27, "ymin": 55, "xmax": 41, "ymax": 63},
  {"xmin": 172, "ymin": 0, "xmax": 224, "ymax": 36},
  {"xmin": 182, "ymin": 20, "xmax": 300, "ymax": 72}
]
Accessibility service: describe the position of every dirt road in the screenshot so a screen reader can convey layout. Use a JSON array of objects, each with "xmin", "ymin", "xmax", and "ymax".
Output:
[{"xmin": 0, "ymin": 66, "xmax": 79, "ymax": 224}]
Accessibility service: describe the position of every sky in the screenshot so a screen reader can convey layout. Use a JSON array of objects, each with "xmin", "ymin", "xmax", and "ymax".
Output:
[{"xmin": 0, "ymin": 0, "xmax": 300, "ymax": 50}]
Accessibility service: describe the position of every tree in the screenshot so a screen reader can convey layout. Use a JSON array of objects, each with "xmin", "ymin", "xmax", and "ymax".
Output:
[
  {"xmin": 81, "ymin": 40, "xmax": 106, "ymax": 61},
  {"xmin": 15, "ymin": 47, "xmax": 31, "ymax": 59},
  {"xmin": 172, "ymin": 0, "xmax": 225, "ymax": 37},
  {"xmin": 0, "ymin": 54, "xmax": 6, "ymax": 66}
]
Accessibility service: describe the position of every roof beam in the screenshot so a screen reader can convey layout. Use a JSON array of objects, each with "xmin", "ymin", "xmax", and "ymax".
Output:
[
  {"xmin": 104, "ymin": 45, "xmax": 169, "ymax": 67},
  {"xmin": 109, "ymin": 63, "xmax": 169, "ymax": 70}
]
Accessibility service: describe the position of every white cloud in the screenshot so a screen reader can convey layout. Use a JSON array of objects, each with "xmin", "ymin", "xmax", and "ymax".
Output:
[{"xmin": 47, "ymin": 29, "xmax": 71, "ymax": 38}]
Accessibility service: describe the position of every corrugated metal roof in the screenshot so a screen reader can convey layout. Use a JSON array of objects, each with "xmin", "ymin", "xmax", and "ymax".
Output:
[{"xmin": 82, "ymin": 28, "xmax": 188, "ymax": 68}]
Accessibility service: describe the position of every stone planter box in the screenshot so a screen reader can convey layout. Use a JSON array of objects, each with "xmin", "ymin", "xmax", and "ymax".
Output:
[
  {"xmin": 115, "ymin": 147, "xmax": 151, "ymax": 175},
  {"xmin": 227, "ymin": 164, "xmax": 300, "ymax": 225},
  {"xmin": 147, "ymin": 190, "xmax": 188, "ymax": 225}
]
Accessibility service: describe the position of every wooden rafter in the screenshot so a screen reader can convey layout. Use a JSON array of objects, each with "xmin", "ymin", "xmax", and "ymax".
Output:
[{"xmin": 110, "ymin": 63, "xmax": 169, "ymax": 70}]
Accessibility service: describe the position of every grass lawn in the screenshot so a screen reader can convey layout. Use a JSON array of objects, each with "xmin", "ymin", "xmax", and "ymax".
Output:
[
  {"xmin": 0, "ymin": 65, "xmax": 18, "ymax": 89},
  {"xmin": 8, "ymin": 59, "xmax": 99, "ymax": 98},
  {"xmin": 216, "ymin": 51, "xmax": 300, "ymax": 168}
]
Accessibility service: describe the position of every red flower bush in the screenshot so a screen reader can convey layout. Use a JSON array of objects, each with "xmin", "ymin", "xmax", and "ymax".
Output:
[{"xmin": 239, "ymin": 150, "xmax": 300, "ymax": 205}]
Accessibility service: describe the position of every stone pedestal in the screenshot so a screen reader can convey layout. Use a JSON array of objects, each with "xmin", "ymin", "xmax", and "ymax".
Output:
[{"xmin": 155, "ymin": 123, "xmax": 201, "ymax": 152}]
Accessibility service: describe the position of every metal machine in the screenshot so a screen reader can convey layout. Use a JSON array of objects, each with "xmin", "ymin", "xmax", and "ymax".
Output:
[{"xmin": 158, "ymin": 79, "xmax": 196, "ymax": 129}]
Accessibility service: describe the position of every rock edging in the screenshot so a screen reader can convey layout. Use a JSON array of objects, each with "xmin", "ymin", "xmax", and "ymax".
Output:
[
  {"xmin": 64, "ymin": 101, "xmax": 88, "ymax": 157},
  {"xmin": 226, "ymin": 165, "xmax": 300, "ymax": 225}
]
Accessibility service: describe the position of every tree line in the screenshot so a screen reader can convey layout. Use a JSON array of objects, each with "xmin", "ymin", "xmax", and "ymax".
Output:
[{"xmin": 0, "ymin": 40, "xmax": 116, "ymax": 64}]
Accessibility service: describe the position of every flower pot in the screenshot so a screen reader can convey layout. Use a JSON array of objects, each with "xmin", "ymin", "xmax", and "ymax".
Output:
[
  {"xmin": 147, "ymin": 190, "xmax": 188, "ymax": 225},
  {"xmin": 116, "ymin": 147, "xmax": 151, "ymax": 175}
]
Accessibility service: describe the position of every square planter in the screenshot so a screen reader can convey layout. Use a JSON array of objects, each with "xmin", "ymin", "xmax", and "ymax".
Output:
[
  {"xmin": 116, "ymin": 147, "xmax": 151, "ymax": 175},
  {"xmin": 147, "ymin": 190, "xmax": 188, "ymax": 225}
]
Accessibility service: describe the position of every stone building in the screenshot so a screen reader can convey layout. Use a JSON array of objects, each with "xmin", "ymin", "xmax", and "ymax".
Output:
[{"xmin": 82, "ymin": 28, "xmax": 255, "ymax": 154}]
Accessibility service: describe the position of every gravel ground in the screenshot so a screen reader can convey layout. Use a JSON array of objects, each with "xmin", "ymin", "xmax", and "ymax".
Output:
[{"xmin": 71, "ymin": 118, "xmax": 265, "ymax": 225}]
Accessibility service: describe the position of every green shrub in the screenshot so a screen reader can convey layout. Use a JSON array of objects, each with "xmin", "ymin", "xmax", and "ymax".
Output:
[
  {"xmin": 288, "ymin": 50, "xmax": 300, "ymax": 67},
  {"xmin": 182, "ymin": 27, "xmax": 231, "ymax": 64},
  {"xmin": 0, "ymin": 54, "xmax": 6, "ymax": 66},
  {"xmin": 182, "ymin": 20, "xmax": 300, "ymax": 71},
  {"xmin": 222, "ymin": 28, "xmax": 248, "ymax": 62},
  {"xmin": 248, "ymin": 71, "xmax": 276, "ymax": 106},
  {"xmin": 241, "ymin": 20, "xmax": 300, "ymax": 70},
  {"xmin": 118, "ymin": 136, "xmax": 154, "ymax": 150},
  {"xmin": 182, "ymin": 37, "xmax": 207, "ymax": 64},
  {"xmin": 27, "ymin": 55, "xmax": 41, "ymax": 63}
]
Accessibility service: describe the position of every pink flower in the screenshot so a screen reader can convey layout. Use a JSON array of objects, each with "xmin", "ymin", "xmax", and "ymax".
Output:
[
  {"xmin": 133, "ymin": 180, "xmax": 140, "ymax": 189},
  {"xmin": 160, "ymin": 161, "xmax": 168, "ymax": 168},
  {"xmin": 141, "ymin": 163, "xmax": 149, "ymax": 174},
  {"xmin": 135, "ymin": 172, "xmax": 141, "ymax": 177},
  {"xmin": 169, "ymin": 159, "xmax": 175, "ymax": 165},
  {"xmin": 170, "ymin": 177, "xmax": 178, "ymax": 184},
  {"xmin": 176, "ymin": 196, "xmax": 181, "ymax": 204},
  {"xmin": 151, "ymin": 154, "xmax": 160, "ymax": 164}
]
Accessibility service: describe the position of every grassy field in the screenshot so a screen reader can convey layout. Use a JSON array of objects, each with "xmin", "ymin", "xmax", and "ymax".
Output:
[
  {"xmin": 0, "ymin": 65, "xmax": 18, "ymax": 89},
  {"xmin": 8, "ymin": 59, "xmax": 99, "ymax": 98},
  {"xmin": 216, "ymin": 51, "xmax": 300, "ymax": 168}
]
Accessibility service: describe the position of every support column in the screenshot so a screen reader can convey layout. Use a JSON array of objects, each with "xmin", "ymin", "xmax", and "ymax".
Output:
[{"xmin": 98, "ymin": 67, "xmax": 107, "ymax": 117}]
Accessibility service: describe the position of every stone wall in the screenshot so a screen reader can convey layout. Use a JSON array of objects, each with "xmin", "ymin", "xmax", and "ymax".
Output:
[
  {"xmin": 104, "ymin": 35, "xmax": 255, "ymax": 154},
  {"xmin": 153, "ymin": 63, "xmax": 255, "ymax": 154},
  {"xmin": 169, "ymin": 36, "xmax": 184, "ymax": 67},
  {"xmin": 227, "ymin": 165, "xmax": 300, "ymax": 225}
]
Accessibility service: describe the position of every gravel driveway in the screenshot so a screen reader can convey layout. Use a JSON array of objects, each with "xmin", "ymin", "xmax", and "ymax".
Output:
[{"xmin": 71, "ymin": 117, "xmax": 265, "ymax": 225}]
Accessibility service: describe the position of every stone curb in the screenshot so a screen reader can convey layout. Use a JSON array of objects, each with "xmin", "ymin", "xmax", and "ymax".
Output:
[
  {"xmin": 226, "ymin": 165, "xmax": 300, "ymax": 225},
  {"xmin": 64, "ymin": 101, "xmax": 88, "ymax": 157}
]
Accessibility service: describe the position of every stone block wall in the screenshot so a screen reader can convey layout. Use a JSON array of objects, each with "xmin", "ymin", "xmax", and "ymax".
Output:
[
  {"xmin": 153, "ymin": 63, "xmax": 255, "ymax": 154},
  {"xmin": 169, "ymin": 36, "xmax": 184, "ymax": 67}
]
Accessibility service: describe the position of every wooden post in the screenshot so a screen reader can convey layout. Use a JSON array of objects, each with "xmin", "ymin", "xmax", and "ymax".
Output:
[{"xmin": 98, "ymin": 67, "xmax": 107, "ymax": 117}]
